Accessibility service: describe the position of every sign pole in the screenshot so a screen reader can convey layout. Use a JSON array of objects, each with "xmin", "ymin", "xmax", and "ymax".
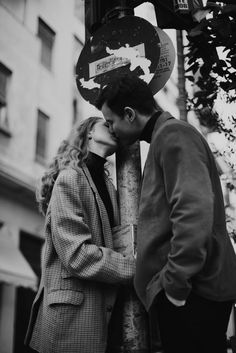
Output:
[{"xmin": 106, "ymin": 142, "xmax": 150, "ymax": 352}]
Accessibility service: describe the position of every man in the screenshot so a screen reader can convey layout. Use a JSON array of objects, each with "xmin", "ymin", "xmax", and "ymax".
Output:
[{"xmin": 96, "ymin": 74, "xmax": 236, "ymax": 353}]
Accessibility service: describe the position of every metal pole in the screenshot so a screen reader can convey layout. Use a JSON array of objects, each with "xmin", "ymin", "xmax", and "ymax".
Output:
[
  {"xmin": 107, "ymin": 142, "xmax": 150, "ymax": 353},
  {"xmin": 176, "ymin": 29, "xmax": 188, "ymax": 121},
  {"xmin": 116, "ymin": 143, "xmax": 141, "ymax": 226}
]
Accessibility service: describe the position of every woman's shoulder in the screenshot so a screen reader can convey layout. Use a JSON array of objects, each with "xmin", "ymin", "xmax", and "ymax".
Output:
[{"xmin": 56, "ymin": 165, "xmax": 86, "ymax": 184}]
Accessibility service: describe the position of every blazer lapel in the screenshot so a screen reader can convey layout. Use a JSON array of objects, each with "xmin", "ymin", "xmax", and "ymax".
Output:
[
  {"xmin": 104, "ymin": 174, "xmax": 120, "ymax": 225},
  {"xmin": 82, "ymin": 164, "xmax": 114, "ymax": 249}
]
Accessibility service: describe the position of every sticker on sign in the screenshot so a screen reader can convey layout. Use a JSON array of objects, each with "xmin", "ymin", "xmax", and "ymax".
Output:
[{"xmin": 89, "ymin": 43, "xmax": 145, "ymax": 77}]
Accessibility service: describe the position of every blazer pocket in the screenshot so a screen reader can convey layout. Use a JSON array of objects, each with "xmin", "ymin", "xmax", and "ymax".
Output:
[{"xmin": 47, "ymin": 290, "xmax": 84, "ymax": 306}]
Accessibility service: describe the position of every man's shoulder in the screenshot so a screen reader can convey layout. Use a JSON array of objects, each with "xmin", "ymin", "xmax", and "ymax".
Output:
[{"xmin": 154, "ymin": 113, "xmax": 200, "ymax": 137}]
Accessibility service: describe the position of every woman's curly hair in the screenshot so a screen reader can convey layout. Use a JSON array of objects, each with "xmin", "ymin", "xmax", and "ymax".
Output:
[{"xmin": 37, "ymin": 116, "xmax": 103, "ymax": 215}]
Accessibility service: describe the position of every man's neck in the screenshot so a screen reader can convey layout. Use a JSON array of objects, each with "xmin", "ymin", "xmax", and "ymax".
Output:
[{"xmin": 140, "ymin": 111, "xmax": 162, "ymax": 143}]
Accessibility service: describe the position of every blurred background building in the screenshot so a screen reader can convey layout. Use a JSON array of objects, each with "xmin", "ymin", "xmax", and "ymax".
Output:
[
  {"xmin": 0, "ymin": 1, "xmax": 94, "ymax": 352},
  {"xmin": 0, "ymin": 1, "xmax": 180, "ymax": 352}
]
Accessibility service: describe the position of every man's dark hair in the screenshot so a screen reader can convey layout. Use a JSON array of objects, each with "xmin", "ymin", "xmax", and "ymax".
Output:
[{"xmin": 95, "ymin": 74, "xmax": 157, "ymax": 116}]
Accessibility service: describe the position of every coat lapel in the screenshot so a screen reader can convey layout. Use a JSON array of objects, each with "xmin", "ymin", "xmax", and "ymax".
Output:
[
  {"xmin": 142, "ymin": 112, "xmax": 174, "ymax": 182},
  {"xmin": 82, "ymin": 164, "xmax": 116, "ymax": 249},
  {"xmin": 104, "ymin": 173, "xmax": 120, "ymax": 225}
]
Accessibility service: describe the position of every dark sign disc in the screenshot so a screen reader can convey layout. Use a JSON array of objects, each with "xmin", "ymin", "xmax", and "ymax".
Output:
[
  {"xmin": 149, "ymin": 27, "xmax": 176, "ymax": 94},
  {"xmin": 76, "ymin": 15, "xmax": 160, "ymax": 105}
]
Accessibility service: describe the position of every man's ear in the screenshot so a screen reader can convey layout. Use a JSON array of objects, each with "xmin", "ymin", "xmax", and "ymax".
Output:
[{"xmin": 124, "ymin": 107, "xmax": 136, "ymax": 123}]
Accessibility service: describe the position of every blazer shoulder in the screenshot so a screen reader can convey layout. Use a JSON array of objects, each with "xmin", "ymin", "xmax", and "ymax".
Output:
[
  {"xmin": 59, "ymin": 165, "xmax": 84, "ymax": 176},
  {"xmin": 55, "ymin": 166, "xmax": 86, "ymax": 187},
  {"xmin": 153, "ymin": 118, "xmax": 202, "ymax": 144}
]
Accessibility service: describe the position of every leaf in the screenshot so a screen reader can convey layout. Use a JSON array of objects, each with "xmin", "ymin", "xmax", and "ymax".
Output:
[
  {"xmin": 200, "ymin": 65, "xmax": 211, "ymax": 76},
  {"xmin": 193, "ymin": 9, "xmax": 211, "ymax": 23},
  {"xmin": 186, "ymin": 62, "xmax": 199, "ymax": 73},
  {"xmin": 194, "ymin": 91, "xmax": 206, "ymax": 98},
  {"xmin": 188, "ymin": 29, "xmax": 203, "ymax": 37},
  {"xmin": 203, "ymin": 3, "xmax": 222, "ymax": 12},
  {"xmin": 231, "ymin": 57, "xmax": 236, "ymax": 66},
  {"xmin": 207, "ymin": 92, "xmax": 217, "ymax": 100},
  {"xmin": 228, "ymin": 82, "xmax": 236, "ymax": 90},
  {"xmin": 185, "ymin": 75, "xmax": 195, "ymax": 82},
  {"xmin": 220, "ymin": 81, "xmax": 230, "ymax": 91},
  {"xmin": 187, "ymin": 56, "xmax": 197, "ymax": 66},
  {"xmin": 222, "ymin": 4, "xmax": 236, "ymax": 15},
  {"xmin": 188, "ymin": 19, "xmax": 209, "ymax": 37}
]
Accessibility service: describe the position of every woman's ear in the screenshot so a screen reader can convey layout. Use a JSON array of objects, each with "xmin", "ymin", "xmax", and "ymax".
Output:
[
  {"xmin": 88, "ymin": 131, "xmax": 92, "ymax": 140},
  {"xmin": 124, "ymin": 107, "xmax": 135, "ymax": 123}
]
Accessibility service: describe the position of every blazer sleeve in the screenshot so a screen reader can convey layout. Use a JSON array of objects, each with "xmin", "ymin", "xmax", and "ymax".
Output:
[
  {"xmin": 50, "ymin": 169, "xmax": 135, "ymax": 285},
  {"xmin": 156, "ymin": 123, "xmax": 214, "ymax": 300}
]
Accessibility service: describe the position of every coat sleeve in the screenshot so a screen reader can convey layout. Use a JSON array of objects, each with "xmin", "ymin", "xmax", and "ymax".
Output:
[
  {"xmin": 156, "ymin": 123, "xmax": 215, "ymax": 300},
  {"xmin": 50, "ymin": 169, "xmax": 135, "ymax": 285}
]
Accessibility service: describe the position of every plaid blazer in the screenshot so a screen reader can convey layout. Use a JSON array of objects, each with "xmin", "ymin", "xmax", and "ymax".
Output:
[{"xmin": 25, "ymin": 165, "xmax": 135, "ymax": 353}]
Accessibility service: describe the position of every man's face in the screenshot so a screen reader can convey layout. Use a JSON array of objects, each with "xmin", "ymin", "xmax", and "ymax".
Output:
[{"xmin": 101, "ymin": 102, "xmax": 140, "ymax": 146}]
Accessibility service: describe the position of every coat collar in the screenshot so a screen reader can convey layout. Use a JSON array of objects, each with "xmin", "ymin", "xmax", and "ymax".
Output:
[
  {"xmin": 151, "ymin": 111, "xmax": 174, "ymax": 140},
  {"xmin": 81, "ymin": 164, "xmax": 119, "ymax": 248},
  {"xmin": 140, "ymin": 111, "xmax": 162, "ymax": 143},
  {"xmin": 141, "ymin": 112, "xmax": 174, "ymax": 184}
]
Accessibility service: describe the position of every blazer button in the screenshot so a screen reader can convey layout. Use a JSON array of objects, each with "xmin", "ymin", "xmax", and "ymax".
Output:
[{"xmin": 107, "ymin": 305, "xmax": 113, "ymax": 312}]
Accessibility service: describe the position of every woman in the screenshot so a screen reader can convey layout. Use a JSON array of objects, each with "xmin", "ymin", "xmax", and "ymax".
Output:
[{"xmin": 25, "ymin": 116, "xmax": 135, "ymax": 353}]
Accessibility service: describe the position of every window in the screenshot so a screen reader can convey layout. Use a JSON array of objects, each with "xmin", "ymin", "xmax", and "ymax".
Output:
[
  {"xmin": 0, "ymin": 62, "xmax": 12, "ymax": 135},
  {"xmin": 35, "ymin": 110, "xmax": 49, "ymax": 165},
  {"xmin": 73, "ymin": 98, "xmax": 78, "ymax": 124},
  {"xmin": 38, "ymin": 18, "xmax": 55, "ymax": 70}
]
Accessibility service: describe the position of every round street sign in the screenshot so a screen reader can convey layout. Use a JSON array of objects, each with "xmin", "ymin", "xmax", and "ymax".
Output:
[
  {"xmin": 149, "ymin": 27, "xmax": 176, "ymax": 94},
  {"xmin": 76, "ymin": 16, "xmax": 161, "ymax": 105}
]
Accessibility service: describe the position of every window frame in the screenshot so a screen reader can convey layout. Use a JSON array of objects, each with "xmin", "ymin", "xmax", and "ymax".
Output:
[
  {"xmin": 38, "ymin": 17, "xmax": 55, "ymax": 70},
  {"xmin": 35, "ymin": 109, "xmax": 50, "ymax": 165},
  {"xmin": 0, "ymin": 62, "xmax": 12, "ymax": 137}
]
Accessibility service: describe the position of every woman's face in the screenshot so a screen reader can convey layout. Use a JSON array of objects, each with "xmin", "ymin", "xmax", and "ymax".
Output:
[{"xmin": 89, "ymin": 119, "xmax": 118, "ymax": 156}]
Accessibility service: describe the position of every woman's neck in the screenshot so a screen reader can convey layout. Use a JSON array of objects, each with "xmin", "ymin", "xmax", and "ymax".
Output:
[
  {"xmin": 86, "ymin": 151, "xmax": 106, "ymax": 174},
  {"xmin": 88, "ymin": 146, "xmax": 108, "ymax": 159}
]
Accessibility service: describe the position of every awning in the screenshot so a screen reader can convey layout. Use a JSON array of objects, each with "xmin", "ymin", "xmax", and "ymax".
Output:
[{"xmin": 0, "ymin": 226, "xmax": 37, "ymax": 291}]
